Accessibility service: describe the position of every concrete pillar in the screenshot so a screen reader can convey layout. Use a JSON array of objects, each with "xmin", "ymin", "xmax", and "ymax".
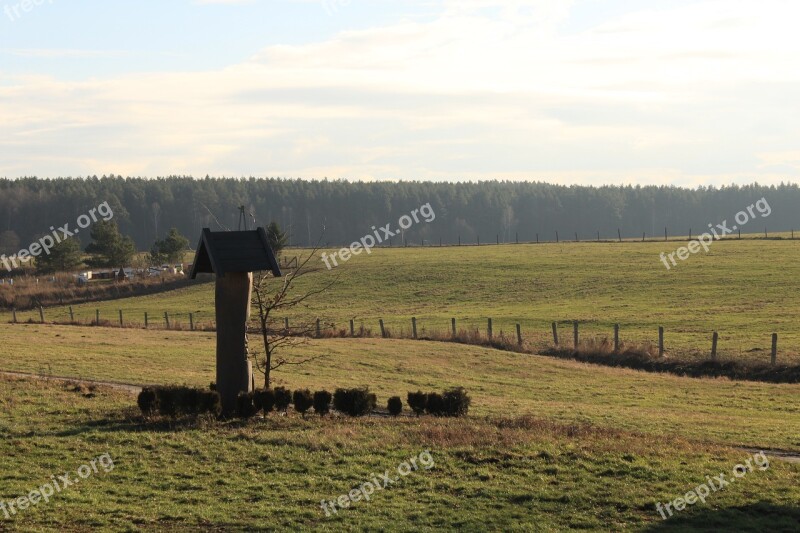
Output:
[{"xmin": 215, "ymin": 271, "xmax": 254, "ymax": 416}]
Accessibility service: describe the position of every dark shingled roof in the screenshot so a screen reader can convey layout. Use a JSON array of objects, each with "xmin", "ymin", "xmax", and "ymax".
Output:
[{"xmin": 189, "ymin": 228, "xmax": 282, "ymax": 279}]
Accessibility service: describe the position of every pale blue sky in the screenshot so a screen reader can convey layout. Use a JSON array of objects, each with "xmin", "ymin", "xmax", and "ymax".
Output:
[{"xmin": 1, "ymin": 0, "xmax": 799, "ymax": 184}]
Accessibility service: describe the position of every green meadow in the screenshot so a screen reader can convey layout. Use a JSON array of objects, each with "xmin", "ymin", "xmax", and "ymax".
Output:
[
  {"xmin": 7, "ymin": 239, "xmax": 800, "ymax": 363},
  {"xmin": 1, "ymin": 322, "xmax": 799, "ymax": 531}
]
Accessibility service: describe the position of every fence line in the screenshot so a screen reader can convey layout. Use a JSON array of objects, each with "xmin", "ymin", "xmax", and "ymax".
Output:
[{"xmin": 7, "ymin": 309, "xmax": 790, "ymax": 366}]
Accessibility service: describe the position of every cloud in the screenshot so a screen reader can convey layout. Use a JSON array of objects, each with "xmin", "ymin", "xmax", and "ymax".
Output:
[{"xmin": 2, "ymin": 0, "xmax": 800, "ymax": 185}]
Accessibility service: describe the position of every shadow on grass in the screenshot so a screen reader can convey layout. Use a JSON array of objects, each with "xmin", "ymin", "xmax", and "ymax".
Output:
[
  {"xmin": 48, "ymin": 408, "xmax": 253, "ymax": 437},
  {"xmin": 643, "ymin": 502, "xmax": 800, "ymax": 532}
]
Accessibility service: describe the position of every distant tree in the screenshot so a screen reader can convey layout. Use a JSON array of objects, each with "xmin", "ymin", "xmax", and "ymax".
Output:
[
  {"xmin": 36, "ymin": 238, "xmax": 83, "ymax": 274},
  {"xmin": 0, "ymin": 230, "xmax": 20, "ymax": 255},
  {"xmin": 85, "ymin": 221, "xmax": 136, "ymax": 268},
  {"xmin": 150, "ymin": 227, "xmax": 189, "ymax": 265},
  {"xmin": 265, "ymin": 221, "xmax": 288, "ymax": 257}
]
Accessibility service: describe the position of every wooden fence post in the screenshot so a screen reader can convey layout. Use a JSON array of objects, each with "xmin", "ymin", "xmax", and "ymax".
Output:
[
  {"xmin": 412, "ymin": 317, "xmax": 417, "ymax": 339},
  {"xmin": 451, "ymin": 318, "xmax": 456, "ymax": 337},
  {"xmin": 516, "ymin": 324, "xmax": 522, "ymax": 346},
  {"xmin": 284, "ymin": 317, "xmax": 289, "ymax": 334},
  {"xmin": 552, "ymin": 322, "xmax": 558, "ymax": 346},
  {"xmin": 164, "ymin": 312, "xmax": 170, "ymax": 329},
  {"xmin": 575, "ymin": 232, "xmax": 578, "ymax": 242},
  {"xmin": 39, "ymin": 306, "xmax": 44, "ymax": 323},
  {"xmin": 144, "ymin": 312, "xmax": 148, "ymax": 328},
  {"xmin": 119, "ymin": 309, "xmax": 123, "ymax": 327},
  {"xmin": 190, "ymin": 313, "xmax": 195, "ymax": 331},
  {"xmin": 618, "ymin": 229, "xmax": 621, "ymax": 242},
  {"xmin": 665, "ymin": 227, "xmax": 668, "ymax": 241},
  {"xmin": 711, "ymin": 331, "xmax": 718, "ymax": 361},
  {"xmin": 349, "ymin": 319, "xmax": 355, "ymax": 337},
  {"xmin": 68, "ymin": 306, "xmax": 74, "ymax": 322},
  {"xmin": 379, "ymin": 319, "xmax": 386, "ymax": 338},
  {"xmin": 556, "ymin": 231, "xmax": 559, "ymax": 243},
  {"xmin": 96, "ymin": 309, "xmax": 100, "ymax": 325},
  {"xmin": 614, "ymin": 324, "xmax": 619, "ymax": 352},
  {"xmin": 573, "ymin": 321, "xmax": 579, "ymax": 349},
  {"xmin": 12, "ymin": 308, "xmax": 17, "ymax": 323},
  {"xmin": 316, "ymin": 318, "xmax": 321, "ymax": 338},
  {"xmin": 536, "ymin": 233, "xmax": 539, "ymax": 244},
  {"xmin": 659, "ymin": 326, "xmax": 664, "ymax": 357},
  {"xmin": 771, "ymin": 333, "xmax": 778, "ymax": 365},
  {"xmin": 487, "ymin": 318, "xmax": 493, "ymax": 340}
]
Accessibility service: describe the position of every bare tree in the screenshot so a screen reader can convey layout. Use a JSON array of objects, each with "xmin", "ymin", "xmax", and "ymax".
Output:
[{"xmin": 250, "ymin": 243, "xmax": 337, "ymax": 388}]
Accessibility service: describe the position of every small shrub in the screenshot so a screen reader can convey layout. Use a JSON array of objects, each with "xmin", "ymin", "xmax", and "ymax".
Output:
[
  {"xmin": 137, "ymin": 387, "xmax": 159, "ymax": 415},
  {"xmin": 407, "ymin": 391, "xmax": 427, "ymax": 416},
  {"xmin": 442, "ymin": 387, "xmax": 471, "ymax": 417},
  {"xmin": 177, "ymin": 387, "xmax": 201, "ymax": 415},
  {"xmin": 313, "ymin": 390, "xmax": 332, "ymax": 416},
  {"xmin": 158, "ymin": 387, "xmax": 179, "ymax": 416},
  {"xmin": 387, "ymin": 396, "xmax": 403, "ymax": 416},
  {"xmin": 236, "ymin": 391, "xmax": 257, "ymax": 419},
  {"xmin": 274, "ymin": 387, "xmax": 292, "ymax": 412},
  {"xmin": 200, "ymin": 390, "xmax": 222, "ymax": 416},
  {"xmin": 252, "ymin": 389, "xmax": 275, "ymax": 414},
  {"xmin": 293, "ymin": 389, "xmax": 313, "ymax": 417},
  {"xmin": 333, "ymin": 387, "xmax": 376, "ymax": 417},
  {"xmin": 425, "ymin": 392, "xmax": 444, "ymax": 416}
]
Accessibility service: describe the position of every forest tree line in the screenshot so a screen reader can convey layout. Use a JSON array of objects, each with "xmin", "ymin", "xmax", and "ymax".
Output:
[{"xmin": 0, "ymin": 176, "xmax": 797, "ymax": 254}]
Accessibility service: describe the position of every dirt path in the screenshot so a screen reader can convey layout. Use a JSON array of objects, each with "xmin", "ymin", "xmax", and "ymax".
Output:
[
  {"xmin": 0, "ymin": 369, "xmax": 143, "ymax": 394},
  {"xmin": 739, "ymin": 447, "xmax": 800, "ymax": 464}
]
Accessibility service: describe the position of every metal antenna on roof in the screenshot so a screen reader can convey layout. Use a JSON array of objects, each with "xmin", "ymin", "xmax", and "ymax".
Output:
[{"xmin": 238, "ymin": 206, "xmax": 247, "ymax": 231}]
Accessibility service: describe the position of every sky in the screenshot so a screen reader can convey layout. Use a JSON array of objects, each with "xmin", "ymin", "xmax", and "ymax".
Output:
[{"xmin": 1, "ymin": 0, "xmax": 799, "ymax": 185}]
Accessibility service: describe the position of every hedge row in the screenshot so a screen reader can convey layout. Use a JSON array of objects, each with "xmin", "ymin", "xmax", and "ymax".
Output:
[
  {"xmin": 137, "ymin": 385, "xmax": 471, "ymax": 419},
  {"xmin": 407, "ymin": 387, "xmax": 471, "ymax": 417},
  {"xmin": 137, "ymin": 386, "xmax": 221, "ymax": 417}
]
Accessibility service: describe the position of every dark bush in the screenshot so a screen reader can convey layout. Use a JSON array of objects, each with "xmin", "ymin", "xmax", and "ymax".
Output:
[
  {"xmin": 387, "ymin": 396, "xmax": 403, "ymax": 416},
  {"xmin": 200, "ymin": 390, "xmax": 222, "ymax": 416},
  {"xmin": 333, "ymin": 387, "xmax": 377, "ymax": 417},
  {"xmin": 442, "ymin": 387, "xmax": 471, "ymax": 417},
  {"xmin": 293, "ymin": 389, "xmax": 313, "ymax": 417},
  {"xmin": 136, "ymin": 386, "xmax": 221, "ymax": 418},
  {"xmin": 274, "ymin": 387, "xmax": 292, "ymax": 412},
  {"xmin": 407, "ymin": 391, "xmax": 428, "ymax": 416},
  {"xmin": 407, "ymin": 391, "xmax": 427, "ymax": 416},
  {"xmin": 313, "ymin": 390, "xmax": 332, "ymax": 416},
  {"xmin": 177, "ymin": 387, "xmax": 201, "ymax": 415},
  {"xmin": 158, "ymin": 386, "xmax": 179, "ymax": 416},
  {"xmin": 425, "ymin": 392, "xmax": 445, "ymax": 416},
  {"xmin": 253, "ymin": 389, "xmax": 275, "ymax": 414},
  {"xmin": 236, "ymin": 392, "xmax": 258, "ymax": 419},
  {"xmin": 137, "ymin": 387, "xmax": 159, "ymax": 415}
]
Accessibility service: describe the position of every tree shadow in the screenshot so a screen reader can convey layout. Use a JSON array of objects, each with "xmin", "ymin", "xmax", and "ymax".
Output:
[
  {"xmin": 38, "ymin": 409, "xmax": 251, "ymax": 437},
  {"xmin": 643, "ymin": 502, "xmax": 800, "ymax": 532}
]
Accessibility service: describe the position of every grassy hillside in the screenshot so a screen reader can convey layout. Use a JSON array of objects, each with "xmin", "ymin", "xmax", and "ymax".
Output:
[
  {"xmin": 2, "ymin": 324, "xmax": 799, "ymax": 452},
  {"xmin": 6, "ymin": 239, "xmax": 800, "ymax": 364},
  {"xmin": 1, "ymin": 375, "xmax": 799, "ymax": 531}
]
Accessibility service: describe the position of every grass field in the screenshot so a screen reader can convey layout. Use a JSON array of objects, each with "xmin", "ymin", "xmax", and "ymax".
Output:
[
  {"xmin": 1, "ymin": 352, "xmax": 799, "ymax": 530},
  {"xmin": 6, "ymin": 239, "xmax": 800, "ymax": 364},
  {"xmin": 3, "ymin": 237, "xmax": 800, "ymax": 530},
  {"xmin": 4, "ymin": 376, "xmax": 800, "ymax": 531},
  {"xmin": 2, "ymin": 324, "xmax": 799, "ymax": 453}
]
